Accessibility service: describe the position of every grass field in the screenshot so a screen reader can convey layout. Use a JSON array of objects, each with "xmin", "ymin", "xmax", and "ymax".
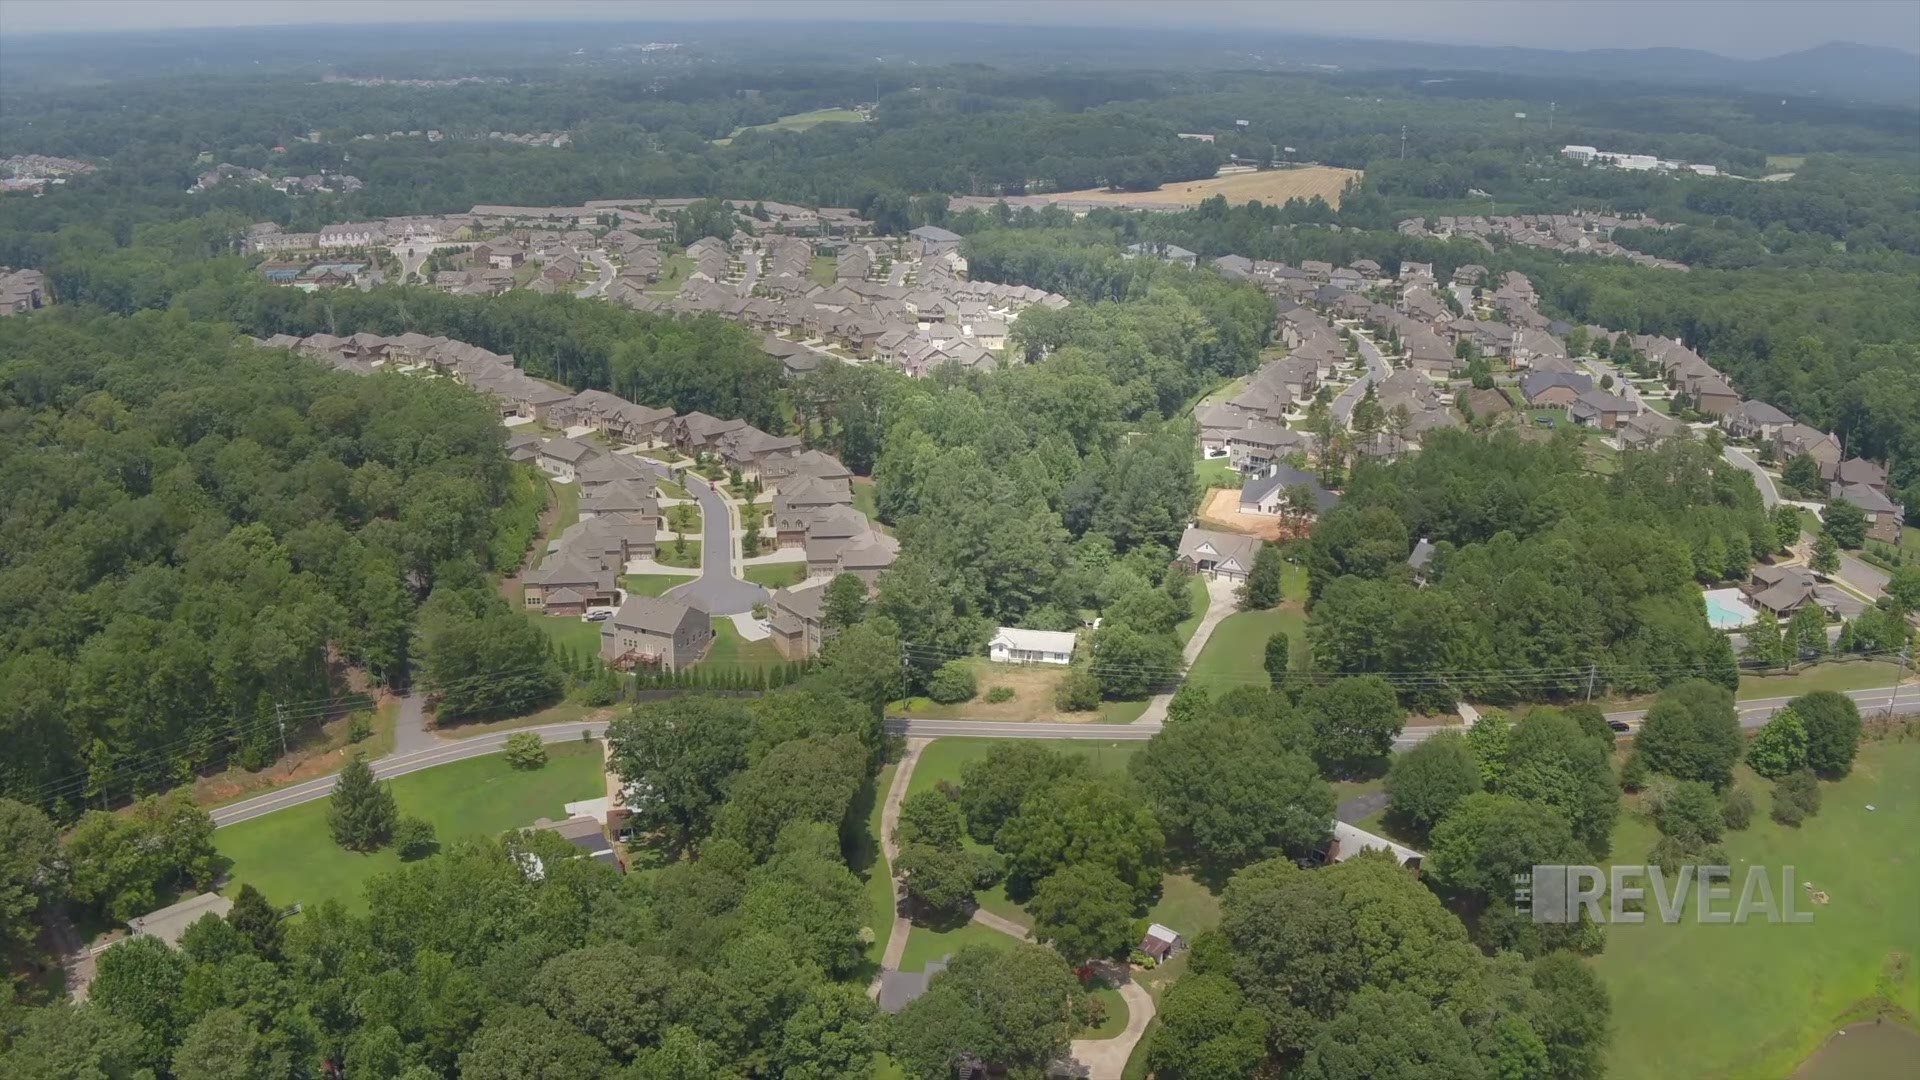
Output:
[
  {"xmin": 215, "ymin": 742, "xmax": 604, "ymax": 913},
  {"xmin": 1186, "ymin": 604, "xmax": 1307, "ymax": 694},
  {"xmin": 1173, "ymin": 575, "xmax": 1212, "ymax": 646},
  {"xmin": 809, "ymin": 254, "xmax": 838, "ymax": 287},
  {"xmin": 539, "ymin": 482, "xmax": 581, "ymax": 564},
  {"xmin": 623, "ymin": 572, "xmax": 697, "ymax": 597},
  {"xmin": 1195, "ymin": 452, "xmax": 1240, "ymax": 490},
  {"xmin": 898, "ymin": 917, "xmax": 1018, "ymax": 973},
  {"xmin": 744, "ymin": 562, "xmax": 806, "ymax": 589},
  {"xmin": 1046, "ymin": 165, "xmax": 1362, "ymax": 209},
  {"xmin": 1739, "ymin": 660, "xmax": 1908, "ymax": 699},
  {"xmin": 720, "ymin": 107, "xmax": 866, "ymax": 144},
  {"xmin": 1592, "ymin": 739, "xmax": 1920, "ymax": 1079},
  {"xmin": 701, "ymin": 619, "xmax": 784, "ymax": 675}
]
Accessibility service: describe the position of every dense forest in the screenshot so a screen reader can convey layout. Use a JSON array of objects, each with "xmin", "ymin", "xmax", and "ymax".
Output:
[{"xmin": 0, "ymin": 312, "xmax": 540, "ymax": 815}]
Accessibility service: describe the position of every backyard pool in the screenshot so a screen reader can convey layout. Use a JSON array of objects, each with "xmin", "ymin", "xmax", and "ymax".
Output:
[{"xmin": 1703, "ymin": 588, "xmax": 1757, "ymax": 630}]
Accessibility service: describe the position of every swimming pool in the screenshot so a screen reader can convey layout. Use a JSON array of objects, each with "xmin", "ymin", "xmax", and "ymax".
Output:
[{"xmin": 1703, "ymin": 588, "xmax": 1757, "ymax": 630}]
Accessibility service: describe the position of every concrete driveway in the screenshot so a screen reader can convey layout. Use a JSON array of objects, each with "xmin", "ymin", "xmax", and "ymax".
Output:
[{"xmin": 665, "ymin": 474, "xmax": 769, "ymax": 616}]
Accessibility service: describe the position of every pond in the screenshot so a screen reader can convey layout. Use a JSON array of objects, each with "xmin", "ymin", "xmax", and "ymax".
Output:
[{"xmin": 1792, "ymin": 1019, "xmax": 1920, "ymax": 1079}]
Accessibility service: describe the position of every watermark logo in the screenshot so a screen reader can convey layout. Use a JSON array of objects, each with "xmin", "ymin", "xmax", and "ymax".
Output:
[{"xmin": 1515, "ymin": 865, "xmax": 1816, "ymax": 925}]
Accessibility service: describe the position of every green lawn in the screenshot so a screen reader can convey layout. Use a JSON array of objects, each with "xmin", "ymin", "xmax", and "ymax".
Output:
[
  {"xmin": 623, "ymin": 572, "xmax": 697, "ymax": 597},
  {"xmin": 215, "ymin": 742, "xmax": 604, "ymax": 914},
  {"xmin": 1145, "ymin": 873, "xmax": 1221, "ymax": 940},
  {"xmin": 1172, "ymin": 575, "xmax": 1211, "ymax": 646},
  {"xmin": 644, "ymin": 253, "xmax": 693, "ymax": 295},
  {"xmin": 1097, "ymin": 698, "xmax": 1152, "ymax": 724},
  {"xmin": 724, "ymin": 108, "xmax": 866, "ymax": 143},
  {"xmin": 537, "ymin": 482, "xmax": 581, "ymax": 565},
  {"xmin": 525, "ymin": 610, "xmax": 604, "ymax": 661},
  {"xmin": 700, "ymin": 619, "xmax": 784, "ymax": 675},
  {"xmin": 1087, "ymin": 985, "xmax": 1131, "ymax": 1039},
  {"xmin": 655, "ymin": 541, "xmax": 702, "ymax": 569},
  {"xmin": 906, "ymin": 737, "xmax": 1141, "ymax": 802},
  {"xmin": 809, "ymin": 254, "xmax": 838, "ymax": 287},
  {"xmin": 857, "ymin": 763, "xmax": 897, "ymax": 968},
  {"xmin": 898, "ymin": 918, "xmax": 1017, "ymax": 973},
  {"xmin": 1592, "ymin": 740, "xmax": 1920, "ymax": 1079},
  {"xmin": 1738, "ymin": 660, "xmax": 1908, "ymax": 700},
  {"xmin": 1195, "ymin": 452, "xmax": 1240, "ymax": 491},
  {"xmin": 851, "ymin": 477, "xmax": 890, "ymax": 533},
  {"xmin": 654, "ymin": 477, "xmax": 691, "ymax": 499},
  {"xmin": 744, "ymin": 562, "xmax": 806, "ymax": 589},
  {"xmin": 1185, "ymin": 604, "xmax": 1307, "ymax": 694}
]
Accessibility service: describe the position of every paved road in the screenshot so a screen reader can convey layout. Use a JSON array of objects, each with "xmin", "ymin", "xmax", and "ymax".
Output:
[
  {"xmin": 211, "ymin": 719, "xmax": 609, "ymax": 828},
  {"xmin": 1724, "ymin": 446, "xmax": 1779, "ymax": 509},
  {"xmin": 887, "ymin": 679, "xmax": 1918, "ymax": 746},
  {"xmin": 1838, "ymin": 550, "xmax": 1891, "ymax": 599},
  {"xmin": 665, "ymin": 474, "xmax": 768, "ymax": 616},
  {"xmin": 573, "ymin": 249, "xmax": 616, "ymax": 299},
  {"xmin": 207, "ymin": 675, "xmax": 1915, "ymax": 830},
  {"xmin": 1332, "ymin": 333, "xmax": 1393, "ymax": 426}
]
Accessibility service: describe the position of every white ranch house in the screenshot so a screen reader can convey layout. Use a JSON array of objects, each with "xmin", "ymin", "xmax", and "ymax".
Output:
[{"xmin": 988, "ymin": 627, "xmax": 1077, "ymax": 665}]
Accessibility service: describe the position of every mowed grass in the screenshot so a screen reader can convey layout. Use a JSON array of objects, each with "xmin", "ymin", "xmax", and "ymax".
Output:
[
  {"xmin": 1087, "ymin": 985, "xmax": 1131, "ymax": 1038},
  {"xmin": 744, "ymin": 561, "xmax": 806, "ymax": 588},
  {"xmin": 721, "ymin": 107, "xmax": 866, "ymax": 143},
  {"xmin": 700, "ymin": 619, "xmax": 784, "ymax": 675},
  {"xmin": 214, "ymin": 742, "xmax": 604, "ymax": 914},
  {"xmin": 1592, "ymin": 739, "xmax": 1920, "ymax": 1080},
  {"xmin": 851, "ymin": 477, "xmax": 890, "ymax": 533},
  {"xmin": 898, "ymin": 917, "xmax": 1017, "ymax": 973},
  {"xmin": 1185, "ymin": 604, "xmax": 1306, "ymax": 694},
  {"xmin": 524, "ymin": 609, "xmax": 603, "ymax": 660},
  {"xmin": 1173, "ymin": 574, "xmax": 1212, "ymax": 646},
  {"xmin": 1738, "ymin": 660, "xmax": 1908, "ymax": 700},
  {"xmin": 623, "ymin": 572, "xmax": 697, "ymax": 597}
]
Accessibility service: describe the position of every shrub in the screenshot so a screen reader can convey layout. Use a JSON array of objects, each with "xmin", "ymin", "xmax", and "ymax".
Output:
[
  {"xmin": 984, "ymin": 686, "xmax": 1016, "ymax": 704},
  {"xmin": 1770, "ymin": 768, "xmax": 1822, "ymax": 826},
  {"xmin": 345, "ymin": 711, "xmax": 373, "ymax": 744},
  {"xmin": 1721, "ymin": 787, "xmax": 1754, "ymax": 832},
  {"xmin": 394, "ymin": 816, "xmax": 438, "ymax": 860},
  {"xmin": 1619, "ymin": 752, "xmax": 1650, "ymax": 792},
  {"xmin": 926, "ymin": 661, "xmax": 979, "ymax": 704},
  {"xmin": 1653, "ymin": 780, "xmax": 1723, "ymax": 846},
  {"xmin": 504, "ymin": 731, "xmax": 548, "ymax": 769},
  {"xmin": 1055, "ymin": 670, "xmax": 1101, "ymax": 712}
]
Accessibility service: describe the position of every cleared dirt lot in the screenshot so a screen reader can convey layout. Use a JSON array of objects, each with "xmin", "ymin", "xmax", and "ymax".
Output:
[
  {"xmin": 1048, "ymin": 165, "xmax": 1362, "ymax": 209},
  {"xmin": 1198, "ymin": 487, "xmax": 1300, "ymax": 541}
]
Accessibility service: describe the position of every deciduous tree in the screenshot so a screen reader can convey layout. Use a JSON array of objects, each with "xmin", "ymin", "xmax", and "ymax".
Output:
[
  {"xmin": 1386, "ymin": 731, "xmax": 1483, "ymax": 835},
  {"xmin": 1026, "ymin": 864, "xmax": 1135, "ymax": 965},
  {"xmin": 1634, "ymin": 679, "xmax": 1744, "ymax": 787}
]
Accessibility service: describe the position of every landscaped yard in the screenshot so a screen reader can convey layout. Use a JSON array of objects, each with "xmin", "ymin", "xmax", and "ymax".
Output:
[
  {"xmin": 1087, "ymin": 985, "xmax": 1131, "ymax": 1038},
  {"xmin": 1592, "ymin": 739, "xmax": 1920, "ymax": 1079},
  {"xmin": 644, "ymin": 253, "xmax": 694, "ymax": 295},
  {"xmin": 1195, "ymin": 451, "xmax": 1240, "ymax": 490},
  {"xmin": 623, "ymin": 572, "xmax": 697, "ymax": 597},
  {"xmin": 1185, "ymin": 604, "xmax": 1307, "ymax": 694},
  {"xmin": 654, "ymin": 476, "xmax": 692, "ymax": 499},
  {"xmin": 897, "ymin": 917, "xmax": 1018, "ymax": 973},
  {"xmin": 700, "ymin": 619, "xmax": 784, "ymax": 675},
  {"xmin": 809, "ymin": 254, "xmax": 838, "ymax": 286},
  {"xmin": 1172, "ymin": 574, "xmax": 1211, "ymax": 646},
  {"xmin": 654, "ymin": 540, "xmax": 702, "ymax": 569},
  {"xmin": 214, "ymin": 742, "xmax": 604, "ymax": 914},
  {"xmin": 744, "ymin": 561, "xmax": 806, "ymax": 588},
  {"xmin": 537, "ymin": 482, "xmax": 581, "ymax": 565}
]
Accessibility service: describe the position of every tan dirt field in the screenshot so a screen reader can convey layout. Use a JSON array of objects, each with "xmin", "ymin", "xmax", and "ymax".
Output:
[
  {"xmin": 1047, "ymin": 165, "xmax": 1363, "ymax": 209},
  {"xmin": 1199, "ymin": 486, "xmax": 1301, "ymax": 541}
]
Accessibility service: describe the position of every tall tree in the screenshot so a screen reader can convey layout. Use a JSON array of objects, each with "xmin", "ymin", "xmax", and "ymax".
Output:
[
  {"xmin": 1386, "ymin": 731, "xmax": 1483, "ymax": 836},
  {"xmin": 1026, "ymin": 864, "xmax": 1136, "ymax": 965},
  {"xmin": 1635, "ymin": 680, "xmax": 1744, "ymax": 787},
  {"xmin": 606, "ymin": 697, "xmax": 753, "ymax": 857},
  {"xmin": 1304, "ymin": 676, "xmax": 1404, "ymax": 777},
  {"xmin": 1240, "ymin": 544, "xmax": 1285, "ymax": 610},
  {"xmin": 1146, "ymin": 974, "xmax": 1269, "ymax": 1080},
  {"xmin": 0, "ymin": 798, "xmax": 65, "ymax": 978},
  {"xmin": 328, "ymin": 751, "xmax": 398, "ymax": 852},
  {"xmin": 1792, "ymin": 691, "xmax": 1863, "ymax": 776},
  {"xmin": 1133, "ymin": 711, "xmax": 1331, "ymax": 874},
  {"xmin": 888, "ymin": 945, "xmax": 1083, "ymax": 1080},
  {"xmin": 1501, "ymin": 710, "xmax": 1621, "ymax": 858}
]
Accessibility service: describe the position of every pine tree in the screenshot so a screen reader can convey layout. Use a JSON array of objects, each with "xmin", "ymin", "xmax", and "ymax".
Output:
[
  {"xmin": 328, "ymin": 752, "xmax": 397, "ymax": 851},
  {"xmin": 226, "ymin": 883, "xmax": 283, "ymax": 958}
]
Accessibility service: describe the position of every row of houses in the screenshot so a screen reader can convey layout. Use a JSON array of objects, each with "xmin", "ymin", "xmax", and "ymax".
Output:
[{"xmin": 1399, "ymin": 212, "xmax": 1687, "ymax": 270}]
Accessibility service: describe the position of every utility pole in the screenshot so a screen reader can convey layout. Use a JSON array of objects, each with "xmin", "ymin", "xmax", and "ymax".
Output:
[
  {"xmin": 1585, "ymin": 661, "xmax": 1596, "ymax": 702},
  {"xmin": 275, "ymin": 703, "xmax": 289, "ymax": 757},
  {"xmin": 1886, "ymin": 644, "xmax": 1912, "ymax": 718}
]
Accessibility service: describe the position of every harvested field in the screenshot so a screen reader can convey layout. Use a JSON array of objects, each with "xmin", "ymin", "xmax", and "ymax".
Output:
[
  {"xmin": 1046, "ymin": 165, "xmax": 1361, "ymax": 209},
  {"xmin": 1198, "ymin": 486, "xmax": 1298, "ymax": 541}
]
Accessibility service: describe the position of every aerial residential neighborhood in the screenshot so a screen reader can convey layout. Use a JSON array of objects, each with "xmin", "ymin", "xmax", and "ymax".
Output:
[{"xmin": 2, "ymin": 6, "xmax": 1917, "ymax": 1080}]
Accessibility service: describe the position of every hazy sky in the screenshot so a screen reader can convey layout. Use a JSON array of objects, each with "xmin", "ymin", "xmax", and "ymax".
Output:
[{"xmin": 3, "ymin": 0, "xmax": 1917, "ymax": 59}]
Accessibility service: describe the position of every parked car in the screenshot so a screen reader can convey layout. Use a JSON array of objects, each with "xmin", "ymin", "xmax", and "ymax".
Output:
[
  {"xmin": 1607, "ymin": 718, "xmax": 1631, "ymax": 733},
  {"xmin": 584, "ymin": 610, "xmax": 612, "ymax": 622}
]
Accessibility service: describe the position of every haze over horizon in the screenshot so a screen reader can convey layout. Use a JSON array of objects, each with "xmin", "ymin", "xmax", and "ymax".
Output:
[{"xmin": 3, "ymin": 0, "xmax": 1917, "ymax": 61}]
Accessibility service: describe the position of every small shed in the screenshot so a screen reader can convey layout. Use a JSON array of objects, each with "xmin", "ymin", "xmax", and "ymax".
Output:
[{"xmin": 1140, "ymin": 922, "xmax": 1184, "ymax": 963}]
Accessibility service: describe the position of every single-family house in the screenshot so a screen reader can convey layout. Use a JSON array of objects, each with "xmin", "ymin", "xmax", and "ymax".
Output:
[
  {"xmin": 1723, "ymin": 400, "xmax": 1794, "ymax": 442},
  {"xmin": 1521, "ymin": 371, "xmax": 1594, "ymax": 408},
  {"xmin": 768, "ymin": 581, "xmax": 831, "ymax": 661},
  {"xmin": 1616, "ymin": 409, "xmax": 1689, "ymax": 450},
  {"xmin": 1176, "ymin": 526, "xmax": 1263, "ymax": 581},
  {"xmin": 908, "ymin": 225, "xmax": 962, "ymax": 258},
  {"xmin": 522, "ymin": 559, "xmax": 620, "ymax": 616},
  {"xmin": 1832, "ymin": 483, "xmax": 1904, "ymax": 545},
  {"xmin": 1569, "ymin": 389, "xmax": 1636, "ymax": 430},
  {"xmin": 600, "ymin": 596, "xmax": 712, "ymax": 671},
  {"xmin": 538, "ymin": 437, "xmax": 600, "ymax": 482},
  {"xmin": 1774, "ymin": 424, "xmax": 1842, "ymax": 476},
  {"xmin": 1322, "ymin": 821, "xmax": 1423, "ymax": 870},
  {"xmin": 987, "ymin": 627, "xmax": 1076, "ymax": 666},
  {"xmin": 1239, "ymin": 463, "xmax": 1340, "ymax": 520}
]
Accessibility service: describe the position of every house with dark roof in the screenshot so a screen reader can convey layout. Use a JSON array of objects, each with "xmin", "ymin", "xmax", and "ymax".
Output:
[
  {"xmin": 1723, "ymin": 400, "xmax": 1794, "ymax": 442},
  {"xmin": 768, "ymin": 580, "xmax": 831, "ymax": 660},
  {"xmin": 1521, "ymin": 371, "xmax": 1594, "ymax": 408},
  {"xmin": 1569, "ymin": 389, "xmax": 1636, "ymax": 430},
  {"xmin": 1240, "ymin": 463, "xmax": 1340, "ymax": 521}
]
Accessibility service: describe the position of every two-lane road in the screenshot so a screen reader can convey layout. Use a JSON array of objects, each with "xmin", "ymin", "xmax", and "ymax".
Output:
[{"xmin": 1723, "ymin": 445, "xmax": 1780, "ymax": 509}]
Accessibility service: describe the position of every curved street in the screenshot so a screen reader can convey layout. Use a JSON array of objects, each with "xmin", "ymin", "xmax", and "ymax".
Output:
[
  {"xmin": 665, "ymin": 473, "xmax": 768, "ymax": 616},
  {"xmin": 1331, "ymin": 332, "xmax": 1393, "ymax": 426}
]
